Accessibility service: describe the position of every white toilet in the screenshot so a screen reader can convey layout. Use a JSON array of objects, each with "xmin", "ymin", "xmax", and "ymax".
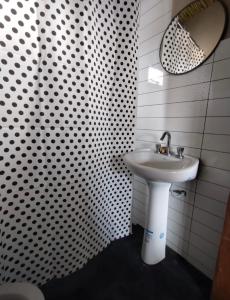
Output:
[{"xmin": 0, "ymin": 282, "xmax": 45, "ymax": 300}]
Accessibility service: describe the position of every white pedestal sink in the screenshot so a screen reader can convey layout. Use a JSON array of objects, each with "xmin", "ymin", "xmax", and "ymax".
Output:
[{"xmin": 124, "ymin": 149, "xmax": 199, "ymax": 265}]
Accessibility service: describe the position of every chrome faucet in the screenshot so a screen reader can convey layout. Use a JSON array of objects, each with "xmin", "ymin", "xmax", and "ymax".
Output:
[
  {"xmin": 160, "ymin": 131, "xmax": 171, "ymax": 156},
  {"xmin": 156, "ymin": 131, "xmax": 184, "ymax": 159}
]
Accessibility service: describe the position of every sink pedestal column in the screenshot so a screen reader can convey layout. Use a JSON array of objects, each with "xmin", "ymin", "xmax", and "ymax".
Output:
[{"xmin": 141, "ymin": 181, "xmax": 171, "ymax": 264}]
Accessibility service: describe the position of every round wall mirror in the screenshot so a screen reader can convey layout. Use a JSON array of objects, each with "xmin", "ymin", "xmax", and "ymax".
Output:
[{"xmin": 160, "ymin": 0, "xmax": 227, "ymax": 74}]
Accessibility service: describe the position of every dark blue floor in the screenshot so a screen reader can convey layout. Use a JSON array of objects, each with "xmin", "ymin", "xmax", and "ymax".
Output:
[{"xmin": 41, "ymin": 225, "xmax": 212, "ymax": 300}]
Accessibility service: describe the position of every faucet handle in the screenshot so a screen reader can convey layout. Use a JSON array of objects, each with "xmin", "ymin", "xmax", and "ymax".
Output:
[
  {"xmin": 177, "ymin": 147, "xmax": 184, "ymax": 159},
  {"xmin": 155, "ymin": 143, "xmax": 161, "ymax": 153}
]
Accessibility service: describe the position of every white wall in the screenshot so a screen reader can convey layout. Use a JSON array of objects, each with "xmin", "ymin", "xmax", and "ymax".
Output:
[{"xmin": 133, "ymin": 0, "xmax": 230, "ymax": 279}]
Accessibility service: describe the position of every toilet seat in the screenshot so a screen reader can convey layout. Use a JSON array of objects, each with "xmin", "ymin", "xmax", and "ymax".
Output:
[{"xmin": 0, "ymin": 282, "xmax": 45, "ymax": 300}]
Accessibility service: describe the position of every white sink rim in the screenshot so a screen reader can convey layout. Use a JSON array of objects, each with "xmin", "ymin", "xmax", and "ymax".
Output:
[{"xmin": 124, "ymin": 148, "xmax": 199, "ymax": 183}]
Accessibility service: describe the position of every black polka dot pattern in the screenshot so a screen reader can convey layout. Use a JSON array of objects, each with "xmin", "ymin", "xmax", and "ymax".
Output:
[
  {"xmin": 0, "ymin": 0, "xmax": 139, "ymax": 285},
  {"xmin": 160, "ymin": 16, "xmax": 205, "ymax": 74}
]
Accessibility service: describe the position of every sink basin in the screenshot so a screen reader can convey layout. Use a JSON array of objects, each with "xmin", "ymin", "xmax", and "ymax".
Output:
[
  {"xmin": 124, "ymin": 148, "xmax": 199, "ymax": 183},
  {"xmin": 124, "ymin": 148, "xmax": 199, "ymax": 265}
]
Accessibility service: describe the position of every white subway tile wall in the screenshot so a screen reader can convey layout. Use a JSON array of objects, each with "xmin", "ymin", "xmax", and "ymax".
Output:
[{"xmin": 133, "ymin": 0, "xmax": 230, "ymax": 279}]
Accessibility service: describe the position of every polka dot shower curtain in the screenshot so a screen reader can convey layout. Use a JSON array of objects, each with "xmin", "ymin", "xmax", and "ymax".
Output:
[{"xmin": 0, "ymin": 0, "xmax": 138, "ymax": 285}]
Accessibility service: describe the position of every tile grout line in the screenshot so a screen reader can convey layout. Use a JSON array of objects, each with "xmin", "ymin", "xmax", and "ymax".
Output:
[
  {"xmin": 138, "ymin": 55, "xmax": 230, "ymax": 72},
  {"xmin": 139, "ymin": 0, "xmax": 167, "ymax": 25},
  {"xmin": 139, "ymin": 10, "xmax": 172, "ymax": 35},
  {"xmin": 138, "ymin": 74, "xmax": 230, "ymax": 95},
  {"xmin": 139, "ymin": 30, "xmax": 165, "ymax": 46},
  {"xmin": 138, "ymin": 62, "xmax": 213, "ymax": 82},
  {"xmin": 137, "ymin": 99, "xmax": 210, "ymax": 107},
  {"xmin": 138, "ymin": 79, "xmax": 211, "ymax": 94},
  {"xmin": 135, "ymin": 139, "xmax": 230, "ymax": 154},
  {"xmin": 138, "ymin": 75, "xmax": 230, "ymax": 88},
  {"xmin": 134, "ymin": 184, "xmax": 228, "ymax": 206},
  {"xmin": 135, "ymin": 129, "xmax": 230, "ymax": 137},
  {"xmin": 136, "ymin": 116, "xmax": 211, "ymax": 119},
  {"xmin": 187, "ymin": 55, "xmax": 215, "ymax": 259}
]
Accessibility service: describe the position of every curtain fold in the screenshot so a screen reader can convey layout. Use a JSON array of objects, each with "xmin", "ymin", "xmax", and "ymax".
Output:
[
  {"xmin": 0, "ymin": 0, "xmax": 139, "ymax": 285},
  {"xmin": 161, "ymin": 16, "xmax": 205, "ymax": 74}
]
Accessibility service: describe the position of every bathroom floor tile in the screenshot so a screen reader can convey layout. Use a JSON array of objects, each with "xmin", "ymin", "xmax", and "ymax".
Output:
[{"xmin": 41, "ymin": 225, "xmax": 212, "ymax": 300}]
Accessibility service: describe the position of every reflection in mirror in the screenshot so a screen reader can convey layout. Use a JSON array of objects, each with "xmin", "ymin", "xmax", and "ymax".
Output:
[{"xmin": 160, "ymin": 0, "xmax": 226, "ymax": 74}]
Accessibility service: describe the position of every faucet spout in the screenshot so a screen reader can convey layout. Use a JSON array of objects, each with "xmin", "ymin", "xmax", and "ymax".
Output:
[{"xmin": 160, "ymin": 131, "xmax": 171, "ymax": 155}]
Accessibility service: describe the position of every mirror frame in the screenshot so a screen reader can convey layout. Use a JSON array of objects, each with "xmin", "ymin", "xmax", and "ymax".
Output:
[{"xmin": 159, "ymin": 0, "xmax": 228, "ymax": 75}]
